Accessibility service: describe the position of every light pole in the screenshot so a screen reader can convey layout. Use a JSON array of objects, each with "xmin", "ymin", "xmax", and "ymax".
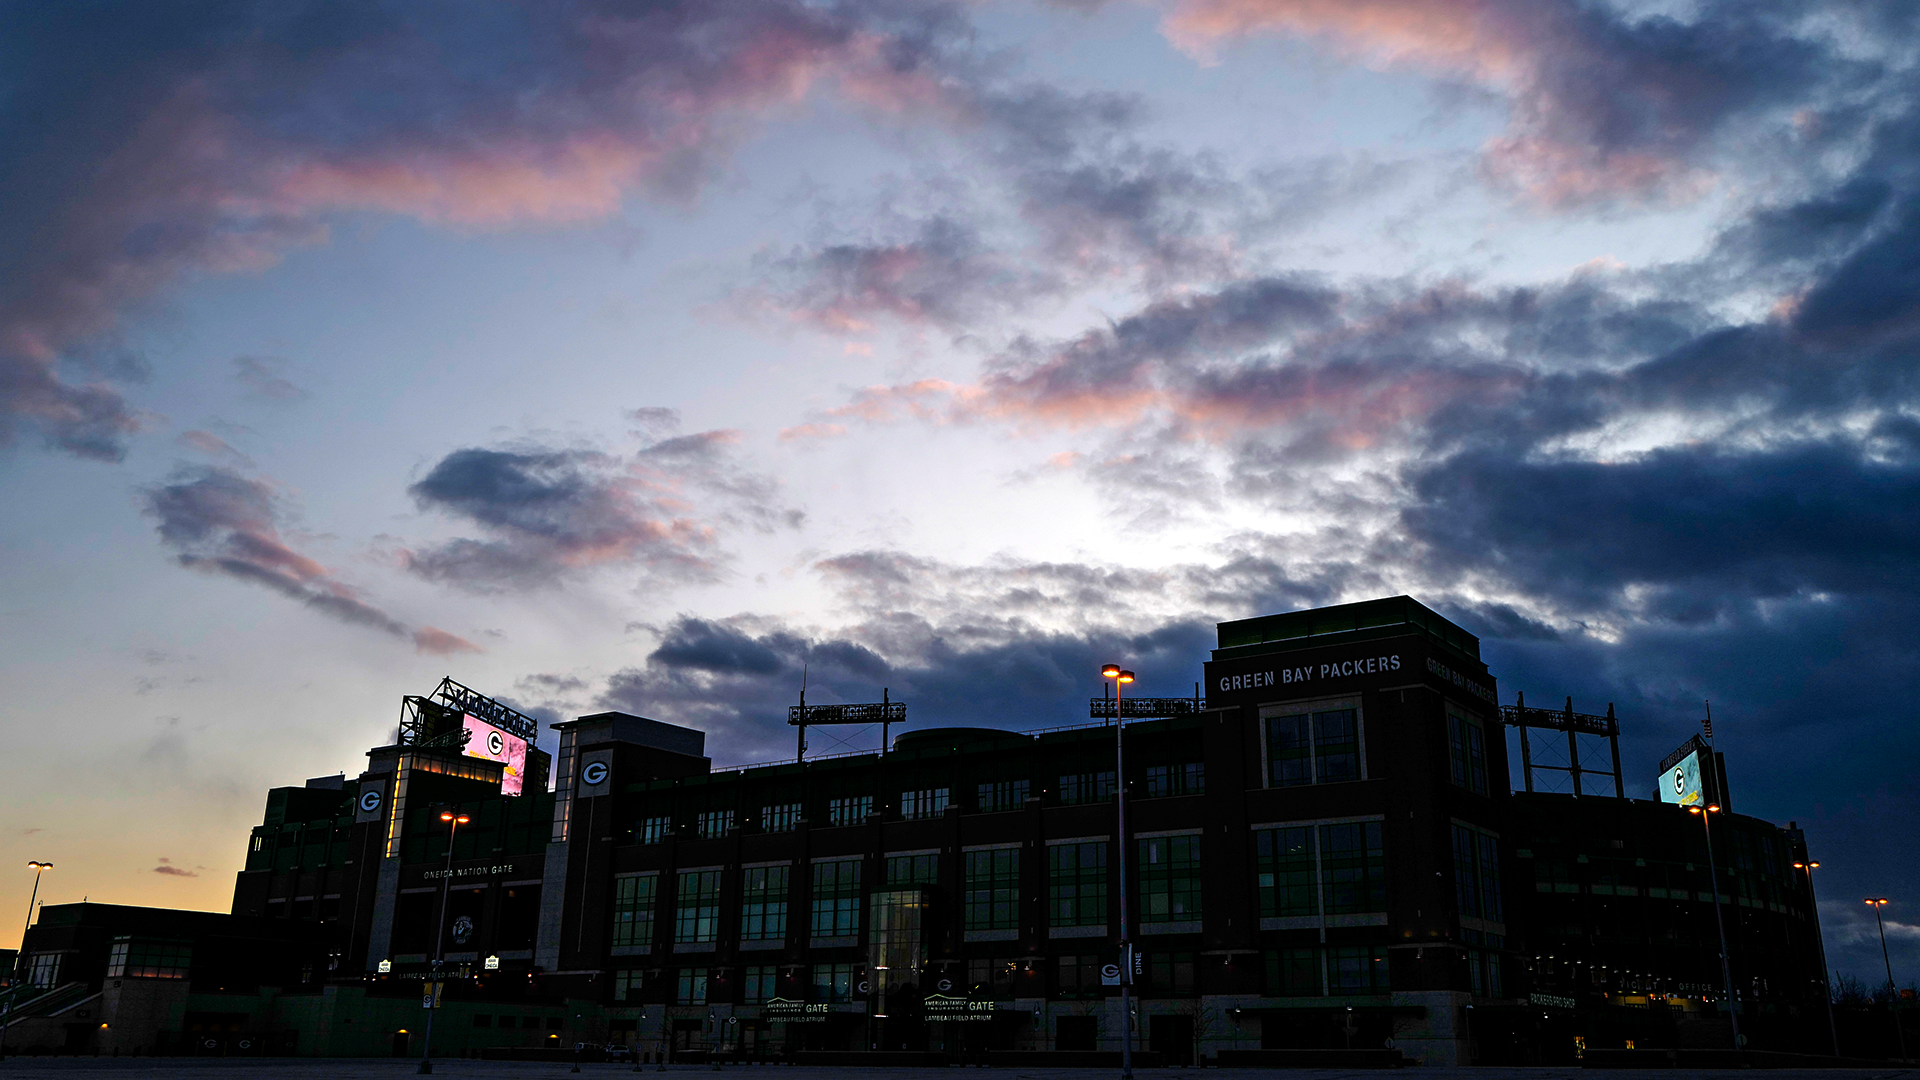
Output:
[
  {"xmin": 0, "ymin": 861, "xmax": 52, "ymax": 1060},
  {"xmin": 1688, "ymin": 803, "xmax": 1740, "ymax": 1050},
  {"xmin": 1793, "ymin": 861, "xmax": 1838, "ymax": 1055},
  {"xmin": 1866, "ymin": 898, "xmax": 1907, "ymax": 1059},
  {"xmin": 419, "ymin": 809, "xmax": 469, "ymax": 1074},
  {"xmin": 1101, "ymin": 664, "xmax": 1136, "ymax": 1080}
]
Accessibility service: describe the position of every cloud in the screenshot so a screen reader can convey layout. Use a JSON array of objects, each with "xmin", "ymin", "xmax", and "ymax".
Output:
[
  {"xmin": 152, "ymin": 857, "xmax": 198, "ymax": 878},
  {"xmin": 748, "ymin": 216, "xmax": 1067, "ymax": 333},
  {"xmin": 142, "ymin": 463, "xmax": 478, "ymax": 652},
  {"xmin": 413, "ymin": 626, "xmax": 483, "ymax": 656},
  {"xmin": 1160, "ymin": 0, "xmax": 1871, "ymax": 207},
  {"xmin": 177, "ymin": 429, "xmax": 253, "ymax": 467},
  {"xmin": 0, "ymin": 0, "xmax": 1004, "ymax": 460},
  {"xmin": 405, "ymin": 426, "xmax": 800, "ymax": 592},
  {"xmin": 232, "ymin": 356, "xmax": 306, "ymax": 402}
]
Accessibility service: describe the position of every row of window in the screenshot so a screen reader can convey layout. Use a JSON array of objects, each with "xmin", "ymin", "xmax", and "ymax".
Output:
[
  {"xmin": 609, "ymin": 947, "xmax": 1411, "ymax": 1006},
  {"xmin": 627, "ymin": 707, "xmax": 1495, "ymax": 849},
  {"xmin": 633, "ymin": 771, "xmax": 1211, "ymax": 843},
  {"xmin": 608, "ymin": 822, "xmax": 1501, "ymax": 947}
]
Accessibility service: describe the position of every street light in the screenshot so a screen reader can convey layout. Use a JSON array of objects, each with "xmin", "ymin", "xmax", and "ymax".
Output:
[
  {"xmin": 1793, "ymin": 860, "xmax": 1839, "ymax": 1055},
  {"xmin": 1865, "ymin": 898, "xmax": 1907, "ymax": 1060},
  {"xmin": 0, "ymin": 861, "xmax": 52, "ymax": 1060},
  {"xmin": 419, "ymin": 810, "xmax": 469, "ymax": 1074},
  {"xmin": 1688, "ymin": 804, "xmax": 1740, "ymax": 1050},
  {"xmin": 1102, "ymin": 664, "xmax": 1136, "ymax": 1080}
]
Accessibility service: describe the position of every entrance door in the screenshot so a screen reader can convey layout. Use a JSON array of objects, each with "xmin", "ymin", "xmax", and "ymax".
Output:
[
  {"xmin": 1057, "ymin": 1015, "xmax": 1097, "ymax": 1051},
  {"xmin": 1151, "ymin": 1015, "xmax": 1195, "ymax": 1065},
  {"xmin": 391, "ymin": 1031, "xmax": 411, "ymax": 1057}
]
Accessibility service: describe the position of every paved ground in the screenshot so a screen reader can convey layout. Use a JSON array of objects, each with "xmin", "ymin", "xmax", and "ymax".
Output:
[{"xmin": 0, "ymin": 1065, "xmax": 1917, "ymax": 1080}]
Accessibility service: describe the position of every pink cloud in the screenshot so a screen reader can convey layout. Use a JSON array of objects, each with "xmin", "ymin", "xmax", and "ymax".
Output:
[
  {"xmin": 413, "ymin": 626, "xmax": 484, "ymax": 656},
  {"xmin": 1159, "ymin": 0, "xmax": 1754, "ymax": 208}
]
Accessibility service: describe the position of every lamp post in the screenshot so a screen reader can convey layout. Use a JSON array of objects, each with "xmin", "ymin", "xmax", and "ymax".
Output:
[
  {"xmin": 419, "ymin": 810, "xmax": 469, "ymax": 1074},
  {"xmin": 1866, "ymin": 898, "xmax": 1907, "ymax": 1059},
  {"xmin": 1688, "ymin": 804, "xmax": 1740, "ymax": 1050},
  {"xmin": 1101, "ymin": 664, "xmax": 1136, "ymax": 1080},
  {"xmin": 1793, "ymin": 861, "xmax": 1838, "ymax": 1055},
  {"xmin": 0, "ymin": 861, "xmax": 52, "ymax": 1060}
]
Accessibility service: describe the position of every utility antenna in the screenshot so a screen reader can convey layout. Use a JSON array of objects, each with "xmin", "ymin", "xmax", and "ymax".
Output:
[{"xmin": 796, "ymin": 664, "xmax": 809, "ymax": 762}]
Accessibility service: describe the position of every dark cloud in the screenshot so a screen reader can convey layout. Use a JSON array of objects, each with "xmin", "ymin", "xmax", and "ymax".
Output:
[
  {"xmin": 1163, "ymin": 0, "xmax": 1881, "ymax": 207},
  {"xmin": 142, "ymin": 463, "xmax": 478, "ymax": 653},
  {"xmin": 151, "ymin": 858, "xmax": 198, "ymax": 878},
  {"xmin": 405, "ymin": 428, "xmax": 799, "ymax": 592},
  {"xmin": 603, "ymin": 607, "xmax": 1212, "ymax": 767},
  {"xmin": 751, "ymin": 216, "xmax": 1066, "ymax": 332}
]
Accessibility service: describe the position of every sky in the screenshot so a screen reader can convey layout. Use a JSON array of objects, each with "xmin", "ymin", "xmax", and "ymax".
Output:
[{"xmin": 2, "ymin": 0, "xmax": 1918, "ymax": 986}]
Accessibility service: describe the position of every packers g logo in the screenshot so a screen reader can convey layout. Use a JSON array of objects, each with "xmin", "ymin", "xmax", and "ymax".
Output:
[
  {"xmin": 581, "ymin": 761, "xmax": 609, "ymax": 786},
  {"xmin": 487, "ymin": 730, "xmax": 505, "ymax": 756},
  {"xmin": 359, "ymin": 788, "xmax": 383, "ymax": 814}
]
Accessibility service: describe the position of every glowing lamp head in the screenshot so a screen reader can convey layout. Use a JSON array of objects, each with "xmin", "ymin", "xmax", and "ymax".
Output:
[
  {"xmin": 1808, "ymin": 861, "xmax": 1820, "ymax": 869},
  {"xmin": 1101, "ymin": 664, "xmax": 1121, "ymax": 679},
  {"xmin": 1687, "ymin": 806, "xmax": 1702, "ymax": 815},
  {"xmin": 1706, "ymin": 804, "xmax": 1721, "ymax": 813},
  {"xmin": 27, "ymin": 860, "xmax": 50, "ymax": 870},
  {"xmin": 1118, "ymin": 670, "xmax": 1135, "ymax": 683}
]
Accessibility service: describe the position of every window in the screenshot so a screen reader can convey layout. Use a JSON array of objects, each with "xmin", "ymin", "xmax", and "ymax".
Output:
[
  {"xmin": 740, "ymin": 865, "xmax": 789, "ymax": 941},
  {"xmin": 1144, "ymin": 951, "xmax": 1197, "ymax": 995},
  {"xmin": 812, "ymin": 962, "xmax": 859, "ymax": 1003},
  {"xmin": 1464, "ymin": 929, "xmax": 1505, "ymax": 997},
  {"xmin": 27, "ymin": 952, "xmax": 59, "ymax": 988},
  {"xmin": 1138, "ymin": 835, "xmax": 1202, "ymax": 923},
  {"xmin": 1265, "ymin": 945, "xmax": 1389, "ymax": 996},
  {"xmin": 743, "ymin": 964, "xmax": 777, "ymax": 1004},
  {"xmin": 473, "ymin": 1014, "xmax": 493, "ymax": 1027},
  {"xmin": 1327, "ymin": 945, "xmax": 1390, "ymax": 994},
  {"xmin": 1255, "ymin": 827, "xmax": 1317, "ymax": 918},
  {"xmin": 762, "ymin": 803, "xmax": 802, "ymax": 833},
  {"xmin": 1265, "ymin": 947, "xmax": 1320, "ymax": 996},
  {"xmin": 1058, "ymin": 771, "xmax": 1116, "ymax": 805},
  {"xmin": 612, "ymin": 873, "xmax": 658, "ymax": 948},
  {"xmin": 827, "ymin": 795, "xmax": 872, "ymax": 826},
  {"xmin": 614, "ymin": 969, "xmax": 646, "ymax": 1003},
  {"xmin": 886, "ymin": 853, "xmax": 939, "ymax": 886},
  {"xmin": 1145, "ymin": 762, "xmax": 1204, "ymax": 798},
  {"xmin": 1453, "ymin": 823, "xmax": 1503, "ymax": 922},
  {"xmin": 977, "ymin": 779, "xmax": 1029, "ymax": 812},
  {"xmin": 697, "ymin": 810, "xmax": 734, "ymax": 839},
  {"xmin": 105, "ymin": 938, "xmax": 191, "ymax": 979},
  {"xmin": 1321, "ymin": 822, "xmax": 1387, "ymax": 914},
  {"xmin": 1264, "ymin": 708, "xmax": 1362, "ymax": 787},
  {"xmin": 810, "ymin": 859, "xmax": 862, "ymax": 937},
  {"xmin": 968, "ymin": 957, "xmax": 1019, "ymax": 999},
  {"xmin": 1048, "ymin": 841, "xmax": 1107, "ymax": 927},
  {"xmin": 1449, "ymin": 713, "xmax": 1488, "ymax": 795},
  {"xmin": 1054, "ymin": 954, "xmax": 1101, "ymax": 998},
  {"xmin": 637, "ymin": 816, "xmax": 671, "ymax": 844},
  {"xmin": 964, "ymin": 849, "xmax": 1020, "ymax": 931},
  {"xmin": 675, "ymin": 870, "xmax": 721, "ymax": 944},
  {"xmin": 675, "ymin": 968, "xmax": 709, "ymax": 1005},
  {"xmin": 900, "ymin": 788, "xmax": 950, "ymax": 820},
  {"xmin": 1256, "ymin": 823, "xmax": 1385, "ymax": 919}
]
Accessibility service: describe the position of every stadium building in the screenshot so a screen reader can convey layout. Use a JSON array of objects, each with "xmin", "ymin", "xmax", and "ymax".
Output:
[{"xmin": 2, "ymin": 597, "xmax": 1835, "ymax": 1064}]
